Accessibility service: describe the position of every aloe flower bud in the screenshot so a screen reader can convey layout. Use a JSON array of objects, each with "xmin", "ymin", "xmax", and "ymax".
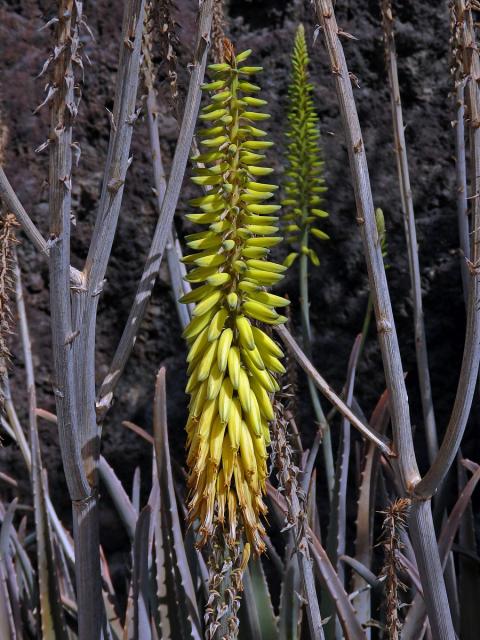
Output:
[
  {"xmin": 282, "ymin": 24, "xmax": 329, "ymax": 269},
  {"xmin": 181, "ymin": 46, "xmax": 289, "ymax": 554}
]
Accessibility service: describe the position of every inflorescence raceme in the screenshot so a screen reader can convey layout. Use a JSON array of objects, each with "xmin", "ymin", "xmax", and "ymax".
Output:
[
  {"xmin": 282, "ymin": 24, "xmax": 329, "ymax": 269},
  {"xmin": 181, "ymin": 46, "xmax": 289, "ymax": 554}
]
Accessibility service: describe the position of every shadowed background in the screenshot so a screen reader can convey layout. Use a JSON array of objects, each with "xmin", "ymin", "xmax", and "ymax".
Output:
[{"xmin": 0, "ymin": 0, "xmax": 473, "ymax": 588}]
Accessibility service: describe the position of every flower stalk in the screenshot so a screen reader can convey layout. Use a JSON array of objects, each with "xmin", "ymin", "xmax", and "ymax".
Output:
[{"xmin": 282, "ymin": 25, "xmax": 334, "ymax": 498}]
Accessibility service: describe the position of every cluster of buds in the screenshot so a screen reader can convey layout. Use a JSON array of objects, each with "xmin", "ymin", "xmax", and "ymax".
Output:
[
  {"xmin": 282, "ymin": 24, "xmax": 329, "ymax": 268},
  {"xmin": 181, "ymin": 46, "xmax": 289, "ymax": 554}
]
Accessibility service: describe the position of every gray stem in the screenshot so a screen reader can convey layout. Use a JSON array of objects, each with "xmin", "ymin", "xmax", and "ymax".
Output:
[
  {"xmin": 381, "ymin": 0, "xmax": 438, "ymax": 463},
  {"xmin": 416, "ymin": 1, "xmax": 480, "ymax": 499},
  {"xmin": 0, "ymin": 166, "xmax": 83, "ymax": 287},
  {"xmin": 72, "ymin": 0, "xmax": 147, "ymax": 483},
  {"xmin": 312, "ymin": 1, "xmax": 455, "ymax": 637},
  {"xmin": 454, "ymin": 79, "xmax": 470, "ymax": 302},
  {"xmin": 96, "ymin": 0, "xmax": 214, "ymax": 414},
  {"xmin": 47, "ymin": 2, "xmax": 101, "ymax": 638},
  {"xmin": 143, "ymin": 57, "xmax": 192, "ymax": 329}
]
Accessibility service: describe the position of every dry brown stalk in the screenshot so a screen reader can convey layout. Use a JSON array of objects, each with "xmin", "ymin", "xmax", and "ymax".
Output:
[
  {"xmin": 379, "ymin": 498, "xmax": 411, "ymax": 640},
  {"xmin": 205, "ymin": 528, "xmax": 249, "ymax": 640},
  {"xmin": 0, "ymin": 114, "xmax": 7, "ymax": 166},
  {"xmin": 157, "ymin": 0, "xmax": 181, "ymax": 119},
  {"xmin": 211, "ymin": 0, "xmax": 226, "ymax": 64},
  {"xmin": 0, "ymin": 212, "xmax": 18, "ymax": 385},
  {"xmin": 271, "ymin": 395, "xmax": 325, "ymax": 639},
  {"xmin": 141, "ymin": 1, "xmax": 192, "ymax": 329}
]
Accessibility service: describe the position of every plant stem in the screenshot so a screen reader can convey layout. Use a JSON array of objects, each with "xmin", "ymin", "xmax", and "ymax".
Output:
[
  {"xmin": 381, "ymin": 0, "xmax": 438, "ymax": 464},
  {"xmin": 96, "ymin": 0, "xmax": 215, "ymax": 416},
  {"xmin": 142, "ymin": 38, "xmax": 192, "ymax": 329},
  {"xmin": 416, "ymin": 0, "xmax": 480, "ymax": 498},
  {"xmin": 73, "ymin": 0, "xmax": 147, "ymax": 485},
  {"xmin": 451, "ymin": 4, "xmax": 470, "ymax": 303},
  {"xmin": 47, "ymin": 2, "xmax": 101, "ymax": 637},
  {"xmin": 0, "ymin": 167, "xmax": 83, "ymax": 286},
  {"xmin": 312, "ymin": 2, "xmax": 455, "ymax": 637},
  {"xmin": 454, "ymin": 79, "xmax": 470, "ymax": 303},
  {"xmin": 299, "ymin": 237, "xmax": 334, "ymax": 500}
]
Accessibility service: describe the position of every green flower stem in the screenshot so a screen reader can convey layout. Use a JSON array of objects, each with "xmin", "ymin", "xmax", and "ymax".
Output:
[
  {"xmin": 299, "ymin": 230, "xmax": 334, "ymax": 501},
  {"xmin": 358, "ymin": 291, "xmax": 373, "ymax": 362},
  {"xmin": 281, "ymin": 24, "xmax": 333, "ymax": 500},
  {"xmin": 325, "ymin": 291, "xmax": 373, "ymax": 428}
]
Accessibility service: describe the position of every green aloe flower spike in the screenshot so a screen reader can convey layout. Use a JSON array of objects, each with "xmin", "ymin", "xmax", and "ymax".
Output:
[
  {"xmin": 375, "ymin": 207, "xmax": 388, "ymax": 264},
  {"xmin": 281, "ymin": 24, "xmax": 335, "ymax": 499},
  {"xmin": 282, "ymin": 23, "xmax": 329, "ymax": 268},
  {"xmin": 180, "ymin": 42, "xmax": 289, "ymax": 555}
]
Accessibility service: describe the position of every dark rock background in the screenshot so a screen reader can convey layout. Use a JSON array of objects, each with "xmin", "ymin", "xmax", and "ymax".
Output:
[{"xmin": 0, "ymin": 0, "xmax": 474, "ymax": 580}]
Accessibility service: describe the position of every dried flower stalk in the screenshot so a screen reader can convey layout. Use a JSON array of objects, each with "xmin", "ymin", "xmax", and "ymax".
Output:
[
  {"xmin": 205, "ymin": 529, "xmax": 249, "ymax": 640},
  {"xmin": 0, "ymin": 213, "xmax": 18, "ymax": 389},
  {"xmin": 157, "ymin": 0, "xmax": 181, "ymax": 119},
  {"xmin": 379, "ymin": 498, "xmax": 410, "ymax": 640},
  {"xmin": 211, "ymin": 0, "xmax": 226, "ymax": 64},
  {"xmin": 271, "ymin": 395, "xmax": 324, "ymax": 638}
]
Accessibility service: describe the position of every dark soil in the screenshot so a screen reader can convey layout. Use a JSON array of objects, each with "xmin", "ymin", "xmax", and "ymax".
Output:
[{"xmin": 0, "ymin": 0, "xmax": 475, "ymax": 581}]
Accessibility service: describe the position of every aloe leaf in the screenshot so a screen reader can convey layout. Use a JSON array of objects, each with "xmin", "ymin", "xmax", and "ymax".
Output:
[
  {"xmin": 0, "ymin": 507, "xmax": 34, "ymax": 627},
  {"xmin": 148, "ymin": 461, "xmax": 176, "ymax": 638},
  {"xmin": 132, "ymin": 467, "xmax": 141, "ymax": 515},
  {"xmin": 339, "ymin": 555, "xmax": 381, "ymax": 591},
  {"xmin": 99, "ymin": 456, "xmax": 137, "ymax": 541},
  {"xmin": 100, "ymin": 548, "xmax": 124, "ymax": 640},
  {"xmin": 55, "ymin": 539, "xmax": 75, "ymax": 607},
  {"xmin": 124, "ymin": 577, "xmax": 136, "ymax": 640},
  {"xmin": 0, "ymin": 500, "xmax": 20, "ymax": 638},
  {"xmin": 437, "ymin": 460, "xmax": 480, "ymax": 565},
  {"xmin": 325, "ymin": 335, "xmax": 361, "ymax": 639},
  {"xmin": 308, "ymin": 536, "xmax": 367, "ymax": 640},
  {"xmin": 32, "ymin": 450, "xmax": 68, "ymax": 639},
  {"xmin": 306, "ymin": 470, "xmax": 322, "ymax": 543},
  {"xmin": 352, "ymin": 387, "xmax": 390, "ymax": 636},
  {"xmin": 277, "ymin": 555, "xmax": 302, "ymax": 640},
  {"xmin": 267, "ymin": 484, "xmax": 366, "ymax": 639},
  {"xmin": 458, "ymin": 457, "xmax": 480, "ymax": 640},
  {"xmin": 5, "ymin": 551, "xmax": 23, "ymax": 637},
  {"xmin": 11, "ymin": 532, "xmax": 34, "ymax": 603},
  {"xmin": 239, "ymin": 564, "xmax": 264, "ymax": 639},
  {"xmin": 132, "ymin": 506, "xmax": 152, "ymax": 640},
  {"xmin": 403, "ymin": 460, "xmax": 480, "ymax": 638},
  {"xmin": 247, "ymin": 556, "xmax": 278, "ymax": 639},
  {"xmin": 182, "ymin": 525, "xmax": 209, "ymax": 601},
  {"xmin": 153, "ymin": 368, "xmax": 202, "ymax": 639},
  {"xmin": 152, "ymin": 498, "xmax": 173, "ymax": 639},
  {"xmin": 0, "ymin": 499, "xmax": 17, "ymax": 558},
  {"xmin": 263, "ymin": 534, "xmax": 284, "ymax": 577},
  {"xmin": 0, "ymin": 560, "xmax": 15, "ymax": 640},
  {"xmin": 99, "ymin": 460, "xmax": 145, "ymax": 640}
]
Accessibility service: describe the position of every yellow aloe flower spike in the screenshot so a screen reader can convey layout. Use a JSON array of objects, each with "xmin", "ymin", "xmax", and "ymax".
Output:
[{"xmin": 181, "ymin": 42, "xmax": 289, "ymax": 555}]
